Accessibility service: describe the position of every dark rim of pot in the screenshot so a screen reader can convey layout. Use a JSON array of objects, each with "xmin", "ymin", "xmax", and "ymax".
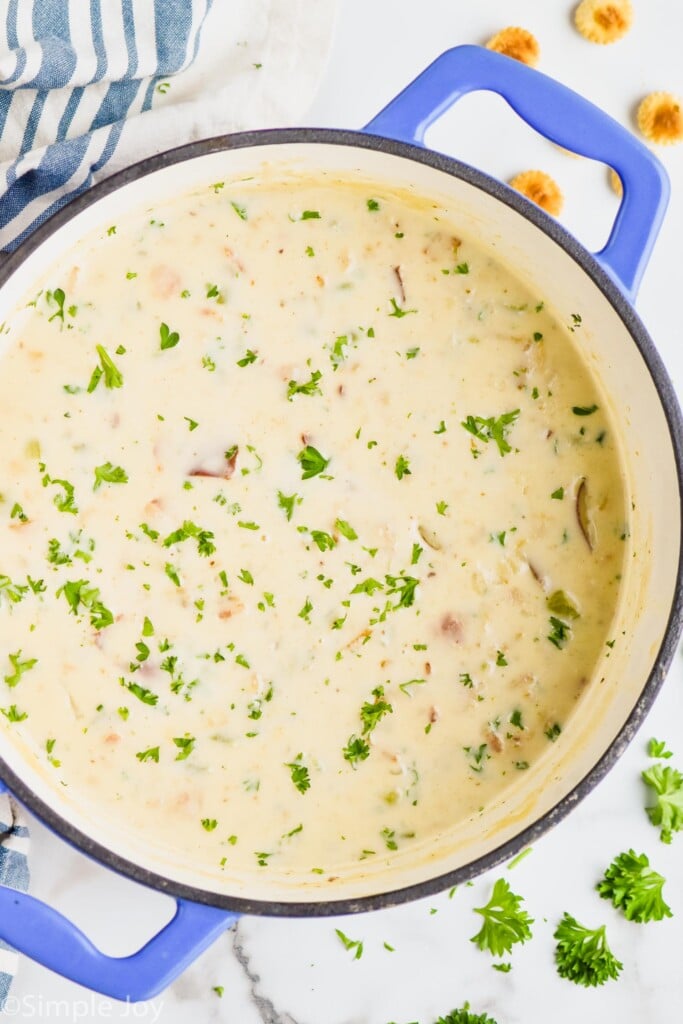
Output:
[{"xmin": 1, "ymin": 127, "xmax": 682, "ymax": 918}]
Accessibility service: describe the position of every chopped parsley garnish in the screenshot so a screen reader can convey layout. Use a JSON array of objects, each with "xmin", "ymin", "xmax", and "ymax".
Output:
[
  {"xmin": 351, "ymin": 576, "xmax": 383, "ymax": 596},
  {"xmin": 335, "ymin": 928, "xmax": 363, "ymax": 959},
  {"xmin": 40, "ymin": 465, "xmax": 78, "ymax": 514},
  {"xmin": 285, "ymin": 753, "xmax": 310, "ymax": 793},
  {"xmin": 47, "ymin": 287, "xmax": 67, "ymax": 323},
  {"xmin": 164, "ymin": 563, "xmax": 181, "ymax": 587},
  {"xmin": 545, "ymin": 722, "xmax": 562, "ymax": 742},
  {"xmin": 287, "ymin": 369, "xmax": 322, "ymax": 400},
  {"xmin": 1, "ymin": 705, "xmax": 28, "ymax": 723},
  {"xmin": 121, "ymin": 678, "xmax": 159, "ymax": 706},
  {"xmin": 297, "ymin": 444, "xmax": 330, "ymax": 480},
  {"xmin": 4, "ymin": 651, "xmax": 37, "ymax": 688},
  {"xmin": 553, "ymin": 913, "xmax": 622, "ymax": 987},
  {"xmin": 470, "ymin": 878, "xmax": 534, "ymax": 956},
  {"xmin": 236, "ymin": 349, "xmax": 258, "ymax": 367},
  {"xmin": 159, "ymin": 322, "xmax": 180, "ymax": 350},
  {"xmin": 385, "ymin": 572, "xmax": 419, "ymax": 608},
  {"xmin": 10, "ymin": 502, "xmax": 27, "ymax": 522},
  {"xmin": 394, "ymin": 454, "xmax": 411, "ymax": 480},
  {"xmin": 301, "ymin": 210, "xmax": 320, "ymax": 220},
  {"xmin": 298, "ymin": 597, "xmax": 313, "ymax": 622},
  {"xmin": 230, "ymin": 201, "xmax": 247, "ymax": 220},
  {"xmin": 359, "ymin": 685, "xmax": 393, "ymax": 734},
  {"xmin": 87, "ymin": 345, "xmax": 123, "ymax": 392},
  {"xmin": 459, "ymin": 672, "xmax": 474, "ymax": 688},
  {"xmin": 597, "ymin": 849, "xmax": 672, "ymax": 922},
  {"xmin": 642, "ymin": 762, "xmax": 683, "ymax": 843},
  {"xmin": 136, "ymin": 747, "xmax": 160, "ymax": 763},
  {"xmin": 162, "ymin": 520, "xmax": 216, "ymax": 556},
  {"xmin": 648, "ymin": 738, "xmax": 673, "ymax": 759},
  {"xmin": 461, "ymin": 410, "xmax": 520, "ymax": 456},
  {"xmin": 572, "ymin": 404, "xmax": 599, "ymax": 416},
  {"xmin": 277, "ymin": 490, "xmax": 301, "ymax": 521},
  {"xmin": 201, "ymin": 818, "xmax": 218, "ymax": 831},
  {"xmin": 551, "ymin": 486, "xmax": 564, "ymax": 500},
  {"xmin": 342, "ymin": 735, "xmax": 370, "ymax": 767},
  {"xmin": 238, "ymin": 568, "xmax": 254, "ymax": 585},
  {"xmin": 388, "ymin": 297, "xmax": 417, "ymax": 318},
  {"xmin": 93, "ymin": 462, "xmax": 128, "ymax": 491},
  {"xmin": 57, "ymin": 579, "xmax": 113, "ymax": 629},
  {"xmin": 496, "ymin": 649, "xmax": 508, "ymax": 667},
  {"xmin": 434, "ymin": 420, "xmax": 447, "ymax": 434},
  {"xmin": 309, "ymin": 530, "xmax": 335, "ymax": 551},
  {"xmin": 366, "ymin": 198, "xmax": 380, "ymax": 211},
  {"xmin": 335, "ymin": 518, "xmax": 357, "ymax": 540},
  {"xmin": 173, "ymin": 735, "xmax": 196, "ymax": 761},
  {"xmin": 436, "ymin": 500, "xmax": 448, "ymax": 515},
  {"xmin": 548, "ymin": 615, "xmax": 571, "ymax": 649}
]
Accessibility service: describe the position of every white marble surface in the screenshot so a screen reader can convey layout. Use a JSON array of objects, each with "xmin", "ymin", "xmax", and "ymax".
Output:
[{"xmin": 5, "ymin": 1, "xmax": 683, "ymax": 1021}]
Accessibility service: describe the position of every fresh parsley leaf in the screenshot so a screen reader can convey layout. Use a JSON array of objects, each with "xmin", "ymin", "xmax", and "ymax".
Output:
[
  {"xmin": 121, "ymin": 678, "xmax": 159, "ymax": 706},
  {"xmin": 93, "ymin": 462, "xmax": 128, "ymax": 491},
  {"xmin": 4, "ymin": 650, "xmax": 37, "ymax": 688},
  {"xmin": 277, "ymin": 490, "xmax": 301, "ymax": 521},
  {"xmin": 366, "ymin": 198, "xmax": 380, "ymax": 211},
  {"xmin": 297, "ymin": 444, "xmax": 330, "ymax": 480},
  {"xmin": 285, "ymin": 754, "xmax": 310, "ymax": 793},
  {"xmin": 572, "ymin": 404, "xmax": 599, "ymax": 416},
  {"xmin": 553, "ymin": 912, "xmax": 622, "ymax": 987},
  {"xmin": 237, "ymin": 349, "xmax": 257, "ymax": 367},
  {"xmin": 136, "ymin": 746, "xmax": 160, "ymax": 763},
  {"xmin": 648, "ymin": 738, "xmax": 673, "ymax": 759},
  {"xmin": 57, "ymin": 579, "xmax": 113, "ymax": 629},
  {"xmin": 335, "ymin": 518, "xmax": 357, "ymax": 541},
  {"xmin": 343, "ymin": 735, "xmax": 370, "ymax": 767},
  {"xmin": 548, "ymin": 615, "xmax": 571, "ymax": 649},
  {"xmin": 388, "ymin": 297, "xmax": 417, "ymax": 318},
  {"xmin": 159, "ymin": 322, "xmax": 180, "ymax": 350},
  {"xmin": 310, "ymin": 530, "xmax": 335, "ymax": 552},
  {"xmin": 162, "ymin": 520, "xmax": 216, "ymax": 557},
  {"xmin": 394, "ymin": 454, "xmax": 411, "ymax": 480},
  {"xmin": 359, "ymin": 685, "xmax": 393, "ymax": 734},
  {"xmin": 1, "ymin": 705, "xmax": 28, "ymax": 723},
  {"xmin": 597, "ymin": 849, "xmax": 672, "ymax": 923},
  {"xmin": 287, "ymin": 369, "xmax": 322, "ymax": 400},
  {"xmin": 551, "ymin": 486, "xmax": 564, "ymax": 500},
  {"xmin": 230, "ymin": 201, "xmax": 247, "ymax": 220},
  {"xmin": 642, "ymin": 763, "xmax": 683, "ymax": 843},
  {"xmin": 335, "ymin": 928, "xmax": 363, "ymax": 959},
  {"xmin": 88, "ymin": 345, "xmax": 123, "ymax": 392},
  {"xmin": 461, "ymin": 410, "xmax": 520, "ymax": 456},
  {"xmin": 173, "ymin": 735, "xmax": 196, "ymax": 761},
  {"xmin": 470, "ymin": 878, "xmax": 533, "ymax": 956}
]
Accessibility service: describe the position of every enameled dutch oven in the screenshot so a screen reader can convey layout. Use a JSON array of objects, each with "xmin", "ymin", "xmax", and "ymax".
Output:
[{"xmin": 0, "ymin": 46, "xmax": 682, "ymax": 1001}]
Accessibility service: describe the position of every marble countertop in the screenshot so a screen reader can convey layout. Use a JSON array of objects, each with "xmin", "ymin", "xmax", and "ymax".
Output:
[{"xmin": 4, "ymin": 1, "xmax": 683, "ymax": 1021}]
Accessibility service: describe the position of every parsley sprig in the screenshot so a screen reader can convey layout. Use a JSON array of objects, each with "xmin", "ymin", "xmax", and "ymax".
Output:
[
  {"xmin": 553, "ymin": 912, "xmax": 622, "ymax": 987},
  {"xmin": 470, "ymin": 878, "xmax": 533, "ymax": 956},
  {"xmin": 597, "ymin": 849, "xmax": 672, "ymax": 923},
  {"xmin": 642, "ymin": 762, "xmax": 683, "ymax": 843}
]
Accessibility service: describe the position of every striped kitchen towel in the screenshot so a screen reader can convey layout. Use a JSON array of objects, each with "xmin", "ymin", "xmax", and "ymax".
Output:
[
  {"xmin": 0, "ymin": 792, "xmax": 29, "ymax": 1011},
  {"xmin": 0, "ymin": 0, "xmax": 214, "ymax": 251},
  {"xmin": 0, "ymin": 0, "xmax": 338, "ymax": 253}
]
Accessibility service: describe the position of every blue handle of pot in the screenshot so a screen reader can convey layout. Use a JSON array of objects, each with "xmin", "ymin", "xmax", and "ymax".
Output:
[
  {"xmin": 364, "ymin": 44, "xmax": 669, "ymax": 299},
  {"xmin": 0, "ymin": 779, "xmax": 237, "ymax": 1001}
]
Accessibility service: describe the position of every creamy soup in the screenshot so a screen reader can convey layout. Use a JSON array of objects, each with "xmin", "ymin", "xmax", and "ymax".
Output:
[{"xmin": 0, "ymin": 176, "xmax": 628, "ymax": 885}]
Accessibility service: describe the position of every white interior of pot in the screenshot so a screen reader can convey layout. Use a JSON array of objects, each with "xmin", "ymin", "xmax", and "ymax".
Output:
[{"xmin": 0, "ymin": 141, "xmax": 678, "ymax": 905}]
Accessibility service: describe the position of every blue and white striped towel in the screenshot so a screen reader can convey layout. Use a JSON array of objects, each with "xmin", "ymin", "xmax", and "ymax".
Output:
[
  {"xmin": 0, "ymin": 0, "xmax": 213, "ymax": 251},
  {"xmin": 0, "ymin": 0, "xmax": 337, "ymax": 253},
  {"xmin": 0, "ymin": 792, "xmax": 29, "ymax": 1011},
  {"xmin": 0, "ymin": 0, "xmax": 335, "ymax": 1005}
]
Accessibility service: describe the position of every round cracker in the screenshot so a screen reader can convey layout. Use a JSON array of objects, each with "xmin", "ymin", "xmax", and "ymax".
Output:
[
  {"xmin": 509, "ymin": 171, "xmax": 564, "ymax": 216},
  {"xmin": 637, "ymin": 92, "xmax": 683, "ymax": 145},
  {"xmin": 485, "ymin": 27, "xmax": 540, "ymax": 67},
  {"xmin": 574, "ymin": 0, "xmax": 633, "ymax": 44}
]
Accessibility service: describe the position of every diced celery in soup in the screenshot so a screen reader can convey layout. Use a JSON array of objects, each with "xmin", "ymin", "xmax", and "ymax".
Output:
[{"xmin": 0, "ymin": 177, "xmax": 627, "ymax": 881}]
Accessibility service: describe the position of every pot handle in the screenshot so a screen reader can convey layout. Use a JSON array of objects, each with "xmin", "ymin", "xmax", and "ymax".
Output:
[
  {"xmin": 363, "ymin": 44, "xmax": 669, "ymax": 299},
  {"xmin": 0, "ymin": 780, "xmax": 237, "ymax": 1002}
]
